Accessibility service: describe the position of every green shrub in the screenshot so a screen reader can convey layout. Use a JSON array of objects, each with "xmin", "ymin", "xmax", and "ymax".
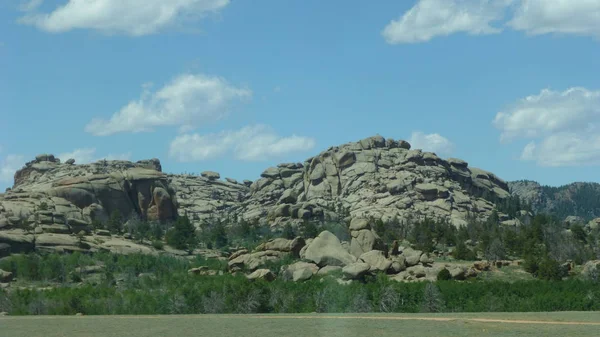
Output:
[
  {"xmin": 151, "ymin": 240, "xmax": 164, "ymax": 250},
  {"xmin": 106, "ymin": 210, "xmax": 123, "ymax": 234},
  {"xmin": 437, "ymin": 268, "xmax": 452, "ymax": 281},
  {"xmin": 453, "ymin": 241, "xmax": 476, "ymax": 260},
  {"xmin": 3, "ymin": 252, "xmax": 600, "ymax": 315},
  {"xmin": 537, "ymin": 258, "xmax": 563, "ymax": 281},
  {"xmin": 523, "ymin": 254, "xmax": 539, "ymax": 275},
  {"xmin": 166, "ymin": 215, "xmax": 197, "ymax": 252}
]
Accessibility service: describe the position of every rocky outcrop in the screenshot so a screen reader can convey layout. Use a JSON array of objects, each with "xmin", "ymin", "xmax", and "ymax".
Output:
[
  {"xmin": 0, "ymin": 155, "xmax": 177, "ymax": 254},
  {"xmin": 246, "ymin": 268, "xmax": 275, "ymax": 282},
  {"xmin": 235, "ymin": 135, "xmax": 510, "ymax": 229},
  {"xmin": 349, "ymin": 218, "xmax": 386, "ymax": 257},
  {"xmin": 255, "ymin": 237, "xmax": 306, "ymax": 258},
  {"xmin": 228, "ymin": 250, "xmax": 287, "ymax": 272},
  {"xmin": 281, "ymin": 261, "xmax": 319, "ymax": 282},
  {"xmin": 0, "ymin": 135, "xmax": 516, "ymax": 257},
  {"xmin": 300, "ymin": 231, "xmax": 357, "ymax": 267}
]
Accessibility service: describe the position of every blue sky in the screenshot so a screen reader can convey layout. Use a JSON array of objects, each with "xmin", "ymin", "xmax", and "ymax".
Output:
[{"xmin": 1, "ymin": 0, "xmax": 600, "ymax": 190}]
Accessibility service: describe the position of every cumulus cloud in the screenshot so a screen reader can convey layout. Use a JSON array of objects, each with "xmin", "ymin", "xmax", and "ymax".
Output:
[
  {"xmin": 18, "ymin": 0, "xmax": 230, "ymax": 36},
  {"xmin": 383, "ymin": 0, "xmax": 600, "ymax": 44},
  {"xmin": 57, "ymin": 148, "xmax": 131, "ymax": 164},
  {"xmin": 85, "ymin": 74, "xmax": 251, "ymax": 136},
  {"xmin": 409, "ymin": 131, "xmax": 455, "ymax": 156},
  {"xmin": 0, "ymin": 154, "xmax": 26, "ymax": 185},
  {"xmin": 169, "ymin": 125, "xmax": 316, "ymax": 162},
  {"xmin": 382, "ymin": 0, "xmax": 512, "ymax": 44},
  {"xmin": 508, "ymin": 0, "xmax": 600, "ymax": 38},
  {"xmin": 494, "ymin": 87, "xmax": 600, "ymax": 166}
]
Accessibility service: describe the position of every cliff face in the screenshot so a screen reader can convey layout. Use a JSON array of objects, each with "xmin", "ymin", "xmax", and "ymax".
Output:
[
  {"xmin": 0, "ymin": 135, "xmax": 512, "ymax": 254},
  {"xmin": 1, "ymin": 155, "xmax": 177, "ymax": 231}
]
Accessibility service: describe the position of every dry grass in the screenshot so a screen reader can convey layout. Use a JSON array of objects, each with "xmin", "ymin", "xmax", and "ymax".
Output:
[{"xmin": 2, "ymin": 312, "xmax": 600, "ymax": 337}]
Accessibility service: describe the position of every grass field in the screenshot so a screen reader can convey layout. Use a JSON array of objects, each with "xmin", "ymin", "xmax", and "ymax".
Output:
[{"xmin": 2, "ymin": 312, "xmax": 600, "ymax": 337}]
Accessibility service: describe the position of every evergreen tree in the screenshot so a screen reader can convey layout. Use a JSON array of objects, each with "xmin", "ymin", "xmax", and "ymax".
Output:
[
  {"xmin": 107, "ymin": 210, "xmax": 124, "ymax": 234},
  {"xmin": 166, "ymin": 215, "xmax": 197, "ymax": 252}
]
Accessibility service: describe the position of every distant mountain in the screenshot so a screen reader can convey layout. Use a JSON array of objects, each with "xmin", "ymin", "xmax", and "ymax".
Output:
[{"xmin": 508, "ymin": 180, "xmax": 600, "ymax": 221}]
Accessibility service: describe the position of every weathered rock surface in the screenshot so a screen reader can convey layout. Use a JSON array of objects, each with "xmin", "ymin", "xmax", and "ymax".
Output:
[
  {"xmin": 359, "ymin": 250, "xmax": 392, "ymax": 272},
  {"xmin": 281, "ymin": 261, "xmax": 319, "ymax": 282},
  {"xmin": 0, "ymin": 156, "xmax": 176, "ymax": 246},
  {"xmin": 300, "ymin": 231, "xmax": 357, "ymax": 267},
  {"xmin": 342, "ymin": 262, "xmax": 371, "ymax": 279},
  {"xmin": 246, "ymin": 268, "xmax": 275, "ymax": 282},
  {"xmin": 228, "ymin": 250, "xmax": 288, "ymax": 272},
  {"xmin": 255, "ymin": 237, "xmax": 305, "ymax": 258},
  {"xmin": 233, "ymin": 135, "xmax": 509, "ymax": 230}
]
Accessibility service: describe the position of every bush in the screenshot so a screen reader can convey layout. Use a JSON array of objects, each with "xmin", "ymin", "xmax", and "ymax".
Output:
[
  {"xmin": 537, "ymin": 258, "xmax": 563, "ymax": 281},
  {"xmin": 3, "ymin": 252, "xmax": 600, "ymax": 315},
  {"xmin": 437, "ymin": 268, "xmax": 452, "ymax": 281},
  {"xmin": 91, "ymin": 219, "xmax": 104, "ymax": 230},
  {"xmin": 151, "ymin": 240, "xmax": 164, "ymax": 250},
  {"xmin": 166, "ymin": 215, "xmax": 197, "ymax": 252},
  {"xmin": 523, "ymin": 254, "xmax": 539, "ymax": 275},
  {"xmin": 106, "ymin": 210, "xmax": 124, "ymax": 234},
  {"xmin": 453, "ymin": 241, "xmax": 476, "ymax": 260},
  {"xmin": 421, "ymin": 282, "xmax": 445, "ymax": 313},
  {"xmin": 281, "ymin": 223, "xmax": 296, "ymax": 240}
]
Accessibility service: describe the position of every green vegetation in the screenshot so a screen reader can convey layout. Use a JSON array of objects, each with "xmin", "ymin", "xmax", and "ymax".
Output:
[
  {"xmin": 539, "ymin": 182, "xmax": 600, "ymax": 220},
  {"xmin": 165, "ymin": 215, "xmax": 198, "ymax": 252},
  {"xmin": 1, "ymin": 252, "xmax": 599, "ymax": 316},
  {"xmin": 436, "ymin": 268, "xmax": 451, "ymax": 281},
  {"xmin": 106, "ymin": 210, "xmax": 124, "ymax": 234}
]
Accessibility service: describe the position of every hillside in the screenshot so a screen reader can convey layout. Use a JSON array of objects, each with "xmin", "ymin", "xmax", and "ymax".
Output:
[{"xmin": 508, "ymin": 180, "xmax": 600, "ymax": 222}]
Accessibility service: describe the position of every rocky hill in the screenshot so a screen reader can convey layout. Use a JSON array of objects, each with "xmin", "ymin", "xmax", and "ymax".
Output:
[
  {"xmin": 508, "ymin": 180, "xmax": 600, "ymax": 222},
  {"xmin": 171, "ymin": 135, "xmax": 511, "ymax": 229},
  {"xmin": 0, "ymin": 135, "xmax": 512, "ymax": 256}
]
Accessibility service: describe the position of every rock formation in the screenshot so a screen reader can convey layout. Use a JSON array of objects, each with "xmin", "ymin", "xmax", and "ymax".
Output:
[{"xmin": 0, "ymin": 135, "xmax": 514, "ymax": 257}]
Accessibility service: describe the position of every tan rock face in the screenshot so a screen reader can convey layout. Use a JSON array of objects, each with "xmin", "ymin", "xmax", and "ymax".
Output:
[
  {"xmin": 301, "ymin": 231, "xmax": 357, "ymax": 267},
  {"xmin": 3, "ymin": 156, "xmax": 177, "ymax": 224},
  {"xmin": 231, "ymin": 135, "xmax": 511, "ymax": 229}
]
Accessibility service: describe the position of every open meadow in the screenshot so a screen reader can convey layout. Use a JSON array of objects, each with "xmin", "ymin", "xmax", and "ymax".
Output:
[{"xmin": 2, "ymin": 312, "xmax": 600, "ymax": 337}]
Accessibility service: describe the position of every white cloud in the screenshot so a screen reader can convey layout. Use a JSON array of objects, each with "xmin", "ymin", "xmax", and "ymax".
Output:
[
  {"xmin": 494, "ymin": 87, "xmax": 600, "ymax": 141},
  {"xmin": 519, "ymin": 133, "xmax": 600, "ymax": 167},
  {"xmin": 58, "ymin": 148, "xmax": 131, "ymax": 164},
  {"xmin": 494, "ymin": 87, "xmax": 600, "ymax": 166},
  {"xmin": 85, "ymin": 74, "xmax": 251, "ymax": 136},
  {"xmin": 0, "ymin": 154, "xmax": 26, "ymax": 185},
  {"xmin": 169, "ymin": 125, "xmax": 316, "ymax": 162},
  {"xmin": 382, "ymin": 0, "xmax": 512, "ymax": 44},
  {"xmin": 383, "ymin": 0, "xmax": 600, "ymax": 44},
  {"xmin": 18, "ymin": 0, "xmax": 229, "ymax": 36},
  {"xmin": 508, "ymin": 0, "xmax": 600, "ymax": 38},
  {"xmin": 409, "ymin": 131, "xmax": 455, "ymax": 156}
]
